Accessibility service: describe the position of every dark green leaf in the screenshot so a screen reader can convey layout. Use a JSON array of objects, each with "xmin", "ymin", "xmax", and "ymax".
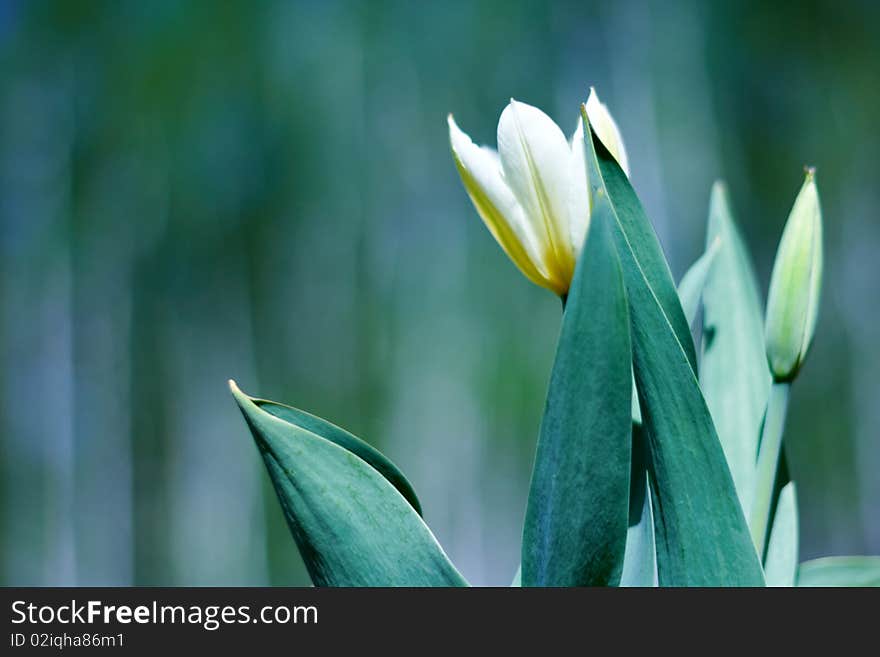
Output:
[
  {"xmin": 700, "ymin": 182, "xmax": 771, "ymax": 514},
  {"xmin": 583, "ymin": 108, "xmax": 764, "ymax": 586},
  {"xmin": 522, "ymin": 206, "xmax": 632, "ymax": 587},
  {"xmin": 250, "ymin": 397, "xmax": 421, "ymax": 515},
  {"xmin": 588, "ymin": 151, "xmax": 696, "ymax": 375},
  {"xmin": 798, "ymin": 557, "xmax": 880, "ymax": 587},
  {"xmin": 230, "ymin": 382, "xmax": 467, "ymax": 587}
]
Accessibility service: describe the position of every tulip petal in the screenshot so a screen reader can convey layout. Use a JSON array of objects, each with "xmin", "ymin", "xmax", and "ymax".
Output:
[
  {"xmin": 586, "ymin": 88, "xmax": 630, "ymax": 177},
  {"xmin": 497, "ymin": 100, "xmax": 576, "ymax": 288},
  {"xmin": 448, "ymin": 115, "xmax": 558, "ymax": 292},
  {"xmin": 568, "ymin": 117, "xmax": 592, "ymax": 255}
]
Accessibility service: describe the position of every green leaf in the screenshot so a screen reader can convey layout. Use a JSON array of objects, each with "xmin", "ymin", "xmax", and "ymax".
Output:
[
  {"xmin": 764, "ymin": 480, "xmax": 798, "ymax": 586},
  {"xmin": 751, "ymin": 382, "xmax": 796, "ymax": 558},
  {"xmin": 248, "ymin": 397, "xmax": 422, "ymax": 515},
  {"xmin": 631, "ymin": 191, "xmax": 720, "ymax": 431},
  {"xmin": 700, "ymin": 182, "xmax": 771, "ymax": 515},
  {"xmin": 620, "ymin": 423, "xmax": 658, "ymax": 587},
  {"xmin": 798, "ymin": 557, "xmax": 880, "ymax": 587},
  {"xmin": 230, "ymin": 382, "xmax": 467, "ymax": 587},
  {"xmin": 522, "ymin": 207, "xmax": 632, "ymax": 587},
  {"xmin": 629, "ymin": 239, "xmax": 719, "ymax": 430},
  {"xmin": 583, "ymin": 108, "xmax": 764, "ymax": 586},
  {"xmin": 511, "ymin": 565, "xmax": 521, "ymax": 587},
  {"xmin": 677, "ymin": 236, "xmax": 721, "ymax": 329},
  {"xmin": 587, "ymin": 154, "xmax": 696, "ymax": 375}
]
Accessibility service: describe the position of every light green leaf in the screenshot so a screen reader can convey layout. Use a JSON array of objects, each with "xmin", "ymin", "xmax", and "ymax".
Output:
[
  {"xmin": 677, "ymin": 236, "xmax": 721, "ymax": 329},
  {"xmin": 522, "ymin": 206, "xmax": 632, "ymax": 587},
  {"xmin": 764, "ymin": 480, "xmax": 798, "ymax": 586},
  {"xmin": 583, "ymin": 108, "xmax": 764, "ymax": 586},
  {"xmin": 630, "ymin": 376, "xmax": 642, "ymax": 426},
  {"xmin": 700, "ymin": 182, "xmax": 770, "ymax": 516},
  {"xmin": 620, "ymin": 423, "xmax": 658, "ymax": 587},
  {"xmin": 750, "ymin": 382, "xmax": 791, "ymax": 553},
  {"xmin": 230, "ymin": 382, "xmax": 467, "ymax": 587},
  {"xmin": 511, "ymin": 565, "xmax": 521, "ymax": 587},
  {"xmin": 798, "ymin": 557, "xmax": 880, "ymax": 587},
  {"xmin": 248, "ymin": 397, "xmax": 422, "ymax": 515}
]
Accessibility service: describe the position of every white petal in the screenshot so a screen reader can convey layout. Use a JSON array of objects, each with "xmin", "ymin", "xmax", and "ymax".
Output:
[
  {"xmin": 586, "ymin": 87, "xmax": 630, "ymax": 177},
  {"xmin": 568, "ymin": 117, "xmax": 592, "ymax": 255},
  {"xmin": 497, "ymin": 99, "xmax": 576, "ymax": 285},
  {"xmin": 448, "ymin": 115, "xmax": 555, "ymax": 290}
]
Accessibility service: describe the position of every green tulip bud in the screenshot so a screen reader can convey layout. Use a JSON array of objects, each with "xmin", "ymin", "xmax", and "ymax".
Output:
[{"xmin": 764, "ymin": 169, "xmax": 823, "ymax": 382}]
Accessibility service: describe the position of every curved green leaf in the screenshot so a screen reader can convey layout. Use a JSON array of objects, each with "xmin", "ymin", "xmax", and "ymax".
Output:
[
  {"xmin": 700, "ymin": 182, "xmax": 771, "ymax": 515},
  {"xmin": 583, "ymin": 107, "xmax": 764, "ymax": 586},
  {"xmin": 798, "ymin": 557, "xmax": 880, "ymax": 587},
  {"xmin": 230, "ymin": 382, "xmax": 467, "ymax": 587},
  {"xmin": 522, "ymin": 207, "xmax": 632, "ymax": 587},
  {"xmin": 249, "ymin": 397, "xmax": 421, "ymax": 515}
]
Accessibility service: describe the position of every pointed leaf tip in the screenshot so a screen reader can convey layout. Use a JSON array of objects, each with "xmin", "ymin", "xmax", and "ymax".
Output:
[
  {"xmin": 229, "ymin": 385, "xmax": 424, "ymax": 516},
  {"xmin": 230, "ymin": 387, "xmax": 465, "ymax": 586}
]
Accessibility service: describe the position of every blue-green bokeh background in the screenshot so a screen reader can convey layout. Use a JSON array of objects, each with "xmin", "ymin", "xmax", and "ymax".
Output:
[{"xmin": 2, "ymin": 0, "xmax": 878, "ymax": 585}]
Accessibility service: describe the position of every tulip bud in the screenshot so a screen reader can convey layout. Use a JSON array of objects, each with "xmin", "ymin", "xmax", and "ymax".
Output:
[{"xmin": 764, "ymin": 169, "xmax": 823, "ymax": 381}]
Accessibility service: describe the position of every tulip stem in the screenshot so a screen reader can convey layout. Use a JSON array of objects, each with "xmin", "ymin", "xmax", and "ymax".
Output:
[{"xmin": 749, "ymin": 381, "xmax": 790, "ymax": 557}]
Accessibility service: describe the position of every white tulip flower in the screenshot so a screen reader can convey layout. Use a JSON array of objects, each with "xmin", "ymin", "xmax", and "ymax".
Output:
[{"xmin": 449, "ymin": 88, "xmax": 629, "ymax": 296}]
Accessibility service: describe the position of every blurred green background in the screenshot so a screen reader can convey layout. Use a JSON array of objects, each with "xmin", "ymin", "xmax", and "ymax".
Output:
[{"xmin": 1, "ymin": 0, "xmax": 878, "ymax": 586}]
